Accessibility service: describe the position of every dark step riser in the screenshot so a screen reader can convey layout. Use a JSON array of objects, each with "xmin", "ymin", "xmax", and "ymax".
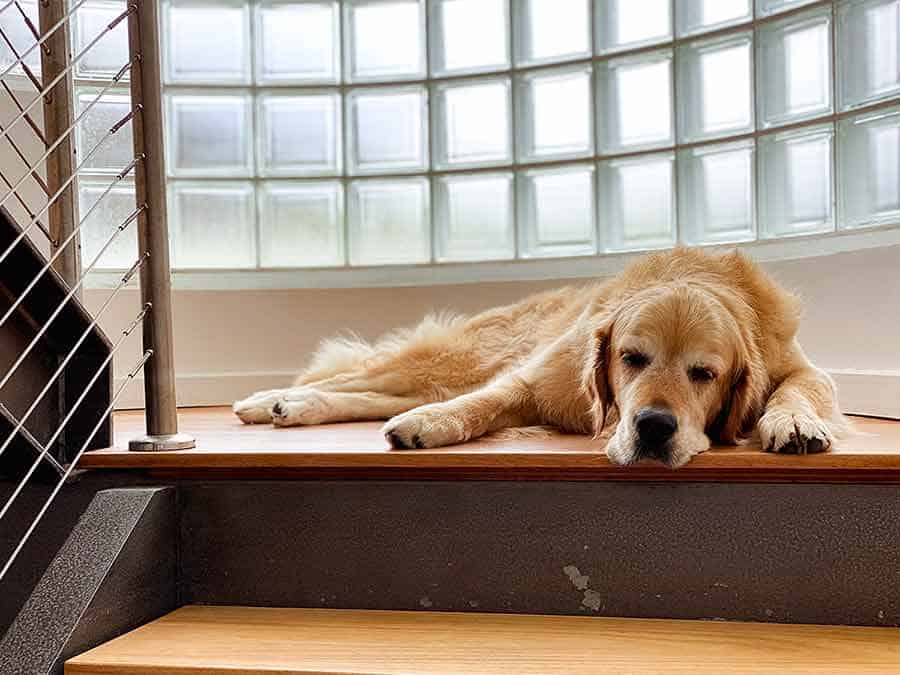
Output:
[{"xmin": 180, "ymin": 481, "xmax": 900, "ymax": 627}]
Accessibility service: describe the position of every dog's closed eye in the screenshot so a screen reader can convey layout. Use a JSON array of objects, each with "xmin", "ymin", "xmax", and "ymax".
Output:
[
  {"xmin": 622, "ymin": 351, "xmax": 650, "ymax": 369},
  {"xmin": 688, "ymin": 366, "xmax": 717, "ymax": 383}
]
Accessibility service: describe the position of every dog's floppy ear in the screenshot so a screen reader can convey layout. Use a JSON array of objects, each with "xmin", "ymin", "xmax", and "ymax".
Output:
[
  {"xmin": 713, "ymin": 343, "xmax": 768, "ymax": 444},
  {"xmin": 582, "ymin": 317, "xmax": 615, "ymax": 437}
]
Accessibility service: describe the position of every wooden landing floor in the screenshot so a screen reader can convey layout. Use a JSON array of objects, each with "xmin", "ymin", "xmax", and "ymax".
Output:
[
  {"xmin": 65, "ymin": 605, "xmax": 900, "ymax": 675},
  {"xmin": 78, "ymin": 407, "xmax": 900, "ymax": 481}
]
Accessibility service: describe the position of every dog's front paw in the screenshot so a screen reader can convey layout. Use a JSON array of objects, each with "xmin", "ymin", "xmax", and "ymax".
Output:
[
  {"xmin": 271, "ymin": 390, "xmax": 331, "ymax": 427},
  {"xmin": 382, "ymin": 405, "xmax": 468, "ymax": 449},
  {"xmin": 758, "ymin": 408, "xmax": 834, "ymax": 455},
  {"xmin": 233, "ymin": 388, "xmax": 285, "ymax": 424}
]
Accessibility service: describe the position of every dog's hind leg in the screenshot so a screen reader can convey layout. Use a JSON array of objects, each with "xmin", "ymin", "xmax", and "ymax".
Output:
[
  {"xmin": 270, "ymin": 391, "xmax": 429, "ymax": 427},
  {"xmin": 235, "ymin": 313, "xmax": 499, "ymax": 425},
  {"xmin": 234, "ymin": 361, "xmax": 435, "ymax": 425}
]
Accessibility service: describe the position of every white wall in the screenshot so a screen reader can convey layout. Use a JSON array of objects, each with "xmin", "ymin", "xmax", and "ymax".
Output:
[{"xmin": 86, "ymin": 243, "xmax": 900, "ymax": 417}]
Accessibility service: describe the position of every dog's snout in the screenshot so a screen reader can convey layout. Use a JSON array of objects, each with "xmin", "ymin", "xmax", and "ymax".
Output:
[{"xmin": 634, "ymin": 407, "xmax": 678, "ymax": 451}]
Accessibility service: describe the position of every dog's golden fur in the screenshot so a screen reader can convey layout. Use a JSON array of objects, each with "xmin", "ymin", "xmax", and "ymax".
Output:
[{"xmin": 234, "ymin": 247, "xmax": 845, "ymax": 467}]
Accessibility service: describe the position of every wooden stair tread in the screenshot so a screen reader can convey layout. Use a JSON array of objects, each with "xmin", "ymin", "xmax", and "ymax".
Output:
[
  {"xmin": 66, "ymin": 606, "xmax": 900, "ymax": 674},
  {"xmin": 80, "ymin": 408, "xmax": 900, "ymax": 481}
]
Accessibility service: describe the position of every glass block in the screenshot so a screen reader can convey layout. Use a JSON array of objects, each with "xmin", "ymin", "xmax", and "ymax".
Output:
[
  {"xmin": 431, "ymin": 0, "xmax": 509, "ymax": 75},
  {"xmin": 255, "ymin": 1, "xmax": 339, "ymax": 84},
  {"xmin": 348, "ymin": 179, "xmax": 430, "ymax": 265},
  {"xmin": 760, "ymin": 125, "xmax": 834, "ymax": 238},
  {"xmin": 678, "ymin": 140, "xmax": 756, "ymax": 244},
  {"xmin": 434, "ymin": 79, "xmax": 511, "ymax": 168},
  {"xmin": 596, "ymin": 0, "xmax": 672, "ymax": 53},
  {"xmin": 757, "ymin": 0, "xmax": 820, "ymax": 17},
  {"xmin": 347, "ymin": 87, "xmax": 427, "ymax": 174},
  {"xmin": 838, "ymin": 0, "xmax": 900, "ymax": 110},
  {"xmin": 678, "ymin": 33, "xmax": 753, "ymax": 142},
  {"xmin": 677, "ymin": 0, "xmax": 751, "ymax": 37},
  {"xmin": 75, "ymin": 89, "xmax": 134, "ymax": 173},
  {"xmin": 435, "ymin": 174, "xmax": 514, "ymax": 262},
  {"xmin": 518, "ymin": 67, "xmax": 593, "ymax": 161},
  {"xmin": 164, "ymin": 0, "xmax": 250, "ymax": 84},
  {"xmin": 73, "ymin": 1, "xmax": 129, "ymax": 80},
  {"xmin": 258, "ymin": 94, "xmax": 340, "ymax": 176},
  {"xmin": 519, "ymin": 166, "xmax": 596, "ymax": 257},
  {"xmin": 345, "ymin": 0, "xmax": 424, "ymax": 81},
  {"xmin": 599, "ymin": 153, "xmax": 675, "ymax": 252},
  {"xmin": 838, "ymin": 107, "xmax": 900, "ymax": 228},
  {"xmin": 598, "ymin": 50, "xmax": 673, "ymax": 153},
  {"xmin": 167, "ymin": 94, "xmax": 253, "ymax": 176},
  {"xmin": 169, "ymin": 181, "xmax": 256, "ymax": 268},
  {"xmin": 517, "ymin": 0, "xmax": 590, "ymax": 65},
  {"xmin": 78, "ymin": 180, "xmax": 138, "ymax": 269},
  {"xmin": 757, "ymin": 8, "xmax": 832, "ymax": 128},
  {"xmin": 259, "ymin": 182, "xmax": 344, "ymax": 267},
  {"xmin": 0, "ymin": 0, "xmax": 41, "ymax": 75}
]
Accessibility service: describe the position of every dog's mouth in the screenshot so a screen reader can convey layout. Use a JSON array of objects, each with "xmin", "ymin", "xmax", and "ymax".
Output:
[{"xmin": 632, "ymin": 439, "xmax": 677, "ymax": 467}]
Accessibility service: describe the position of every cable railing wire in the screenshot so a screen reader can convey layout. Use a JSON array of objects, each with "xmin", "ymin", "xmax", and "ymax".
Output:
[
  {"xmin": 0, "ymin": 238, "xmax": 146, "ymax": 465},
  {"xmin": 0, "ymin": 4, "xmax": 191, "ymax": 583},
  {"xmin": 0, "ymin": 5, "xmax": 130, "ymax": 149},
  {"xmin": 0, "ymin": 295, "xmax": 150, "ymax": 525},
  {"xmin": 0, "ymin": 22, "xmax": 44, "ymax": 94},
  {"xmin": 0, "ymin": 60, "xmax": 134, "ymax": 235},
  {"xmin": 0, "ymin": 203, "xmax": 145, "ymax": 395},
  {"xmin": 0, "ymin": 128, "xmax": 51, "ymax": 196},
  {"xmin": 0, "ymin": 347, "xmax": 153, "ymax": 583},
  {"xmin": 0, "ymin": 155, "xmax": 142, "ymax": 330},
  {"xmin": 1, "ymin": 80, "xmax": 47, "ymax": 145},
  {"xmin": 0, "ymin": 94, "xmax": 52, "ymax": 192},
  {"xmin": 0, "ymin": 167, "xmax": 51, "ymax": 241},
  {"xmin": 0, "ymin": 95, "xmax": 135, "ymax": 260},
  {"xmin": 12, "ymin": 0, "xmax": 45, "ymax": 54},
  {"xmin": 0, "ymin": 0, "xmax": 90, "ymax": 81}
]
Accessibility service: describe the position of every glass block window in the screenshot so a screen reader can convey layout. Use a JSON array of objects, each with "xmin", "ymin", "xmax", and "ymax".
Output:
[{"xmin": 66, "ymin": 0, "xmax": 900, "ymax": 273}]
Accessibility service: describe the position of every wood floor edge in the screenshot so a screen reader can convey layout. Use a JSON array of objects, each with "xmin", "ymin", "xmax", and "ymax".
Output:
[
  {"xmin": 64, "ymin": 606, "xmax": 900, "ymax": 675},
  {"xmin": 83, "ymin": 410, "xmax": 900, "ymax": 482}
]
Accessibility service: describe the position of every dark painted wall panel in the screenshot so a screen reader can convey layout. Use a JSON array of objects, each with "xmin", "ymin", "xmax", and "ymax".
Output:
[{"xmin": 180, "ymin": 481, "xmax": 900, "ymax": 626}]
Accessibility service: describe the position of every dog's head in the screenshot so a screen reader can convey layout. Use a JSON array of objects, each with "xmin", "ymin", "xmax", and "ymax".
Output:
[{"xmin": 584, "ymin": 282, "xmax": 768, "ymax": 468}]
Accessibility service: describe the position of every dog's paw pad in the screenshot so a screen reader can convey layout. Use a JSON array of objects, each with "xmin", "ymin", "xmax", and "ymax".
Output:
[
  {"xmin": 271, "ymin": 390, "xmax": 331, "ymax": 427},
  {"xmin": 385, "ymin": 430, "xmax": 412, "ymax": 450},
  {"xmin": 759, "ymin": 410, "xmax": 833, "ymax": 455},
  {"xmin": 382, "ymin": 406, "xmax": 468, "ymax": 450},
  {"xmin": 233, "ymin": 390, "xmax": 284, "ymax": 425}
]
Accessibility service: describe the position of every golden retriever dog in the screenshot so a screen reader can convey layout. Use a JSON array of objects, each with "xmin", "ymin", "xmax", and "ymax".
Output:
[{"xmin": 233, "ymin": 247, "xmax": 845, "ymax": 467}]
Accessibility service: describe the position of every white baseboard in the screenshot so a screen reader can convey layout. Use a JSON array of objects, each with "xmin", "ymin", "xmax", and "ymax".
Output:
[
  {"xmin": 115, "ymin": 368, "xmax": 900, "ymax": 420},
  {"xmin": 114, "ymin": 370, "xmax": 297, "ymax": 410}
]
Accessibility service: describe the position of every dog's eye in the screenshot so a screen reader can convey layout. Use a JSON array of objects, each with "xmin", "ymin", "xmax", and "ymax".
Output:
[
  {"xmin": 689, "ymin": 366, "xmax": 716, "ymax": 383},
  {"xmin": 622, "ymin": 352, "xmax": 650, "ymax": 369}
]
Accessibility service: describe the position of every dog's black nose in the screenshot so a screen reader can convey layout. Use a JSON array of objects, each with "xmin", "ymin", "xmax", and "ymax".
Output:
[{"xmin": 634, "ymin": 407, "xmax": 678, "ymax": 452}]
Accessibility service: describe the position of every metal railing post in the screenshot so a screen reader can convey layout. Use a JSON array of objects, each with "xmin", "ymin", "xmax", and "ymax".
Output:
[
  {"xmin": 126, "ymin": 0, "xmax": 194, "ymax": 451},
  {"xmin": 37, "ymin": 0, "xmax": 81, "ymax": 290}
]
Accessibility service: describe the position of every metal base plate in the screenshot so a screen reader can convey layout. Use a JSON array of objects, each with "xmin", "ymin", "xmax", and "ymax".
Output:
[{"xmin": 128, "ymin": 432, "xmax": 196, "ymax": 452}]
